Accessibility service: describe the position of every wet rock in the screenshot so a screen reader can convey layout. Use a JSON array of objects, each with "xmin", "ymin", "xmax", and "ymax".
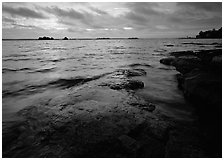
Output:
[
  {"xmin": 3, "ymin": 82, "xmax": 170, "ymax": 158},
  {"xmin": 160, "ymin": 56, "xmax": 201, "ymax": 74},
  {"xmin": 118, "ymin": 135, "xmax": 139, "ymax": 152},
  {"xmin": 116, "ymin": 69, "xmax": 147, "ymax": 77},
  {"xmin": 108, "ymin": 79, "xmax": 144, "ymax": 90},
  {"xmin": 211, "ymin": 55, "xmax": 222, "ymax": 67},
  {"xmin": 176, "ymin": 73, "xmax": 184, "ymax": 90},
  {"xmin": 172, "ymin": 56, "xmax": 201, "ymax": 74},
  {"xmin": 169, "ymin": 51, "xmax": 195, "ymax": 57},
  {"xmin": 99, "ymin": 68, "xmax": 146, "ymax": 90},
  {"xmin": 160, "ymin": 57, "xmax": 176, "ymax": 65},
  {"xmin": 140, "ymin": 103, "xmax": 156, "ymax": 112},
  {"xmin": 183, "ymin": 69, "xmax": 222, "ymax": 107},
  {"xmin": 160, "ymin": 49, "xmax": 222, "ymax": 157}
]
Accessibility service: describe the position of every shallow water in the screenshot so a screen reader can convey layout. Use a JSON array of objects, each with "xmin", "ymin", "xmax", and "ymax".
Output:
[{"xmin": 2, "ymin": 38, "xmax": 221, "ymax": 122}]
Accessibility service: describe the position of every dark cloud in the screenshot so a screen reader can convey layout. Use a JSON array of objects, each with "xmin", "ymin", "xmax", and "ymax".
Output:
[
  {"xmin": 52, "ymin": 6, "xmax": 119, "ymax": 30},
  {"xmin": 166, "ymin": 2, "xmax": 221, "ymax": 30},
  {"xmin": 89, "ymin": 6, "xmax": 108, "ymax": 15},
  {"xmin": 44, "ymin": 6, "xmax": 85, "ymax": 19},
  {"xmin": 126, "ymin": 2, "xmax": 160, "ymax": 15},
  {"xmin": 125, "ymin": 12, "xmax": 148, "ymax": 25},
  {"xmin": 3, "ymin": 17, "xmax": 15, "ymax": 23},
  {"xmin": 2, "ymin": 5, "xmax": 47, "ymax": 19},
  {"xmin": 177, "ymin": 2, "xmax": 222, "ymax": 12},
  {"xmin": 43, "ymin": 6, "xmax": 95, "ymax": 26},
  {"xmin": 2, "ymin": 2, "xmax": 222, "ymax": 39},
  {"xmin": 123, "ymin": 2, "xmax": 161, "ymax": 27}
]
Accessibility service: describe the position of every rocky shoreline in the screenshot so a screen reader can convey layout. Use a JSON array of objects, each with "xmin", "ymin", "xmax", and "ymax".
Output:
[
  {"xmin": 160, "ymin": 49, "xmax": 222, "ymax": 157},
  {"xmin": 2, "ymin": 49, "xmax": 221, "ymax": 158}
]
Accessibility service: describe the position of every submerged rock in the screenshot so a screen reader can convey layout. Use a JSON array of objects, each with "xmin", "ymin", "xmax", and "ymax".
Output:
[
  {"xmin": 99, "ymin": 68, "xmax": 146, "ymax": 90},
  {"xmin": 115, "ymin": 69, "xmax": 147, "ymax": 77},
  {"xmin": 2, "ymin": 83, "xmax": 169, "ymax": 158},
  {"xmin": 101, "ymin": 79, "xmax": 144, "ymax": 90}
]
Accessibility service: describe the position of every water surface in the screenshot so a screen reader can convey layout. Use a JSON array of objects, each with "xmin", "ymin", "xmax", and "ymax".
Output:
[{"xmin": 3, "ymin": 38, "xmax": 221, "ymax": 122}]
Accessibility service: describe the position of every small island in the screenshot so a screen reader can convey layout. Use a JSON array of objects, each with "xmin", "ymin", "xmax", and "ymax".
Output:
[
  {"xmin": 196, "ymin": 28, "xmax": 222, "ymax": 39},
  {"xmin": 63, "ymin": 37, "xmax": 68, "ymax": 40},
  {"xmin": 128, "ymin": 37, "xmax": 139, "ymax": 39},
  {"xmin": 38, "ymin": 36, "xmax": 54, "ymax": 40},
  {"xmin": 96, "ymin": 38, "xmax": 111, "ymax": 40}
]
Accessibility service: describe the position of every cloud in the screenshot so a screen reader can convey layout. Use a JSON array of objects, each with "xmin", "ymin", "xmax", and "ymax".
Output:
[
  {"xmin": 2, "ymin": 2, "xmax": 222, "ymax": 39},
  {"xmin": 125, "ymin": 2, "xmax": 160, "ymax": 15},
  {"xmin": 3, "ymin": 17, "xmax": 15, "ymax": 23},
  {"xmin": 13, "ymin": 24, "xmax": 40, "ymax": 29},
  {"xmin": 44, "ymin": 6, "xmax": 85, "ymax": 19},
  {"xmin": 177, "ymin": 2, "xmax": 222, "ymax": 12},
  {"xmin": 42, "ymin": 6, "xmax": 95, "ymax": 27},
  {"xmin": 89, "ymin": 6, "xmax": 108, "ymax": 15},
  {"xmin": 125, "ymin": 12, "xmax": 148, "ymax": 25},
  {"xmin": 123, "ymin": 3, "xmax": 163, "ymax": 27},
  {"xmin": 2, "ymin": 5, "xmax": 47, "ymax": 19}
]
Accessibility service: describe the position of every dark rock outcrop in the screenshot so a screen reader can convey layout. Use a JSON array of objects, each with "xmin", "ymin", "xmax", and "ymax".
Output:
[{"xmin": 160, "ymin": 49, "xmax": 222, "ymax": 157}]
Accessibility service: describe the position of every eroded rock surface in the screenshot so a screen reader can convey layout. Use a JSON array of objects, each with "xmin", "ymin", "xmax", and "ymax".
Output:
[
  {"xmin": 160, "ymin": 49, "xmax": 222, "ymax": 157},
  {"xmin": 2, "ymin": 66, "xmax": 208, "ymax": 158}
]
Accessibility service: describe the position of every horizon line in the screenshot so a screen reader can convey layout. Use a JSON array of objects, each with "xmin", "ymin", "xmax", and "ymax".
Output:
[{"xmin": 2, "ymin": 37, "xmax": 196, "ymax": 40}]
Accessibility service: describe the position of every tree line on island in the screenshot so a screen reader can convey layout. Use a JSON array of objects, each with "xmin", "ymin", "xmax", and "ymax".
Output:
[
  {"xmin": 38, "ymin": 36, "xmax": 68, "ymax": 40},
  {"xmin": 38, "ymin": 36, "xmax": 139, "ymax": 40},
  {"xmin": 38, "ymin": 28, "xmax": 222, "ymax": 40},
  {"xmin": 196, "ymin": 28, "xmax": 222, "ymax": 39}
]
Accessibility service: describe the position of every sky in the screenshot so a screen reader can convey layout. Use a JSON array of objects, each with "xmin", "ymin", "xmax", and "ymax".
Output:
[{"xmin": 2, "ymin": 2, "xmax": 222, "ymax": 39}]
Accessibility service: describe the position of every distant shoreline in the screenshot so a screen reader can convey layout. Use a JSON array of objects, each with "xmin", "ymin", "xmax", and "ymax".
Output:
[
  {"xmin": 2, "ymin": 38, "xmax": 140, "ymax": 41},
  {"xmin": 2, "ymin": 38, "xmax": 222, "ymax": 41}
]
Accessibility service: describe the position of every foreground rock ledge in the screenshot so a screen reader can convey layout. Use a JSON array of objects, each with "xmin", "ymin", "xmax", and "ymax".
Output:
[{"xmin": 3, "ymin": 67, "xmax": 206, "ymax": 157}]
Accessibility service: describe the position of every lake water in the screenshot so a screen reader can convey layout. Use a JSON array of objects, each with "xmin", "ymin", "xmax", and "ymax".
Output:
[{"xmin": 2, "ymin": 38, "xmax": 221, "ymax": 122}]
